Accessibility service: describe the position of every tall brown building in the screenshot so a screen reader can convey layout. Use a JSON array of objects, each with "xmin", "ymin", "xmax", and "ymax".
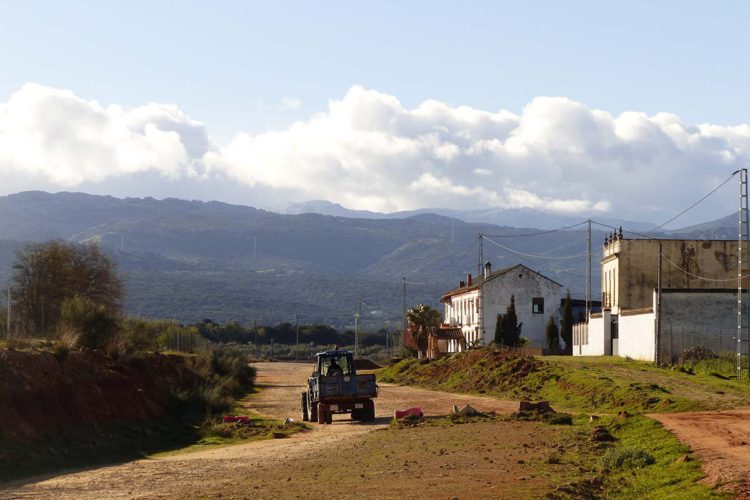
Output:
[{"xmin": 601, "ymin": 237, "xmax": 745, "ymax": 313}]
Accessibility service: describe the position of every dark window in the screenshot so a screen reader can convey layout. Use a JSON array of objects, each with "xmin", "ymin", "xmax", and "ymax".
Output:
[{"xmin": 532, "ymin": 297, "xmax": 544, "ymax": 314}]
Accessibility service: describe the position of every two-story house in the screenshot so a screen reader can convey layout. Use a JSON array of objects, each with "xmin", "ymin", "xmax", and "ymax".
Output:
[{"xmin": 441, "ymin": 263, "xmax": 563, "ymax": 349}]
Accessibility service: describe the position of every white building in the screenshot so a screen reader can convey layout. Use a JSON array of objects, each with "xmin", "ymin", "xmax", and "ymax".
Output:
[
  {"xmin": 573, "ymin": 236, "xmax": 742, "ymax": 362},
  {"xmin": 441, "ymin": 263, "xmax": 563, "ymax": 349}
]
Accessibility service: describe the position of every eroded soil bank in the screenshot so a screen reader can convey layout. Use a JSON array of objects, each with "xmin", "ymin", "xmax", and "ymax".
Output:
[{"xmin": 0, "ymin": 349, "xmax": 241, "ymax": 480}]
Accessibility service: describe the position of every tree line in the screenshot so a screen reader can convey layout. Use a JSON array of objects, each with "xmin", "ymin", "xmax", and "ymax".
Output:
[
  {"xmin": 196, "ymin": 319, "xmax": 394, "ymax": 347},
  {"xmin": 0, "ymin": 240, "xmax": 396, "ymax": 352},
  {"xmin": 3, "ymin": 240, "xmax": 575, "ymax": 357}
]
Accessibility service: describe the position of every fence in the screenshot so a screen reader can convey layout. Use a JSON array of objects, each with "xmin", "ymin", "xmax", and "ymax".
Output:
[
  {"xmin": 659, "ymin": 324, "xmax": 749, "ymax": 374},
  {"xmin": 160, "ymin": 330, "xmax": 213, "ymax": 353}
]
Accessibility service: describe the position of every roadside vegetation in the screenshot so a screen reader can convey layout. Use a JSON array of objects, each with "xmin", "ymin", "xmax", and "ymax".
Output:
[
  {"xmin": 0, "ymin": 240, "xmax": 293, "ymax": 481},
  {"xmin": 380, "ymin": 349, "xmax": 750, "ymax": 413},
  {"xmin": 378, "ymin": 348, "xmax": 745, "ymax": 498}
]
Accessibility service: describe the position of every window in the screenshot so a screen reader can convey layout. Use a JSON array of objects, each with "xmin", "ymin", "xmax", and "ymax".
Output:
[
  {"xmin": 321, "ymin": 355, "xmax": 351, "ymax": 376},
  {"xmin": 532, "ymin": 297, "xmax": 544, "ymax": 314}
]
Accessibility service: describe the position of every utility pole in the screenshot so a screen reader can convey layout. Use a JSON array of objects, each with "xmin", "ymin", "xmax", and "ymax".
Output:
[
  {"xmin": 402, "ymin": 277, "xmax": 407, "ymax": 352},
  {"xmin": 586, "ymin": 219, "xmax": 592, "ymax": 320},
  {"xmin": 656, "ymin": 242, "xmax": 662, "ymax": 365},
  {"xmin": 477, "ymin": 233, "xmax": 484, "ymax": 278},
  {"xmin": 478, "ymin": 233, "xmax": 485, "ymax": 345},
  {"xmin": 6, "ymin": 287, "xmax": 10, "ymax": 339},
  {"xmin": 354, "ymin": 299, "xmax": 362, "ymax": 358},
  {"xmin": 295, "ymin": 315, "xmax": 300, "ymax": 361},
  {"xmin": 738, "ymin": 168, "xmax": 749, "ymax": 381},
  {"xmin": 385, "ymin": 325, "xmax": 389, "ymax": 359}
]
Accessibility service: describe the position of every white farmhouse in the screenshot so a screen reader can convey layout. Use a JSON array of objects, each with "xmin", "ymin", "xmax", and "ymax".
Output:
[{"xmin": 441, "ymin": 263, "xmax": 563, "ymax": 349}]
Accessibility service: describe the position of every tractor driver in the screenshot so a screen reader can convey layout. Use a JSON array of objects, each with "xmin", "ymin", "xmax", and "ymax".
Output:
[{"xmin": 327, "ymin": 358, "xmax": 344, "ymax": 376}]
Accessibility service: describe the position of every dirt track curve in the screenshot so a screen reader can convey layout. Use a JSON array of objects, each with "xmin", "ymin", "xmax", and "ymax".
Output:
[
  {"xmin": 651, "ymin": 409, "xmax": 750, "ymax": 498},
  {"xmin": 1, "ymin": 362, "xmax": 517, "ymax": 499}
]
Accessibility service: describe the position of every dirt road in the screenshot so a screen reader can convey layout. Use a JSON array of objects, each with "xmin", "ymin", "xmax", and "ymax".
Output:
[
  {"xmin": 651, "ymin": 409, "xmax": 750, "ymax": 497},
  {"xmin": 1, "ymin": 362, "xmax": 517, "ymax": 499}
]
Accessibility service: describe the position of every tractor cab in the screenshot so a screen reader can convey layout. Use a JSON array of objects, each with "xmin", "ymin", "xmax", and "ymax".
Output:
[{"xmin": 315, "ymin": 350, "xmax": 355, "ymax": 377}]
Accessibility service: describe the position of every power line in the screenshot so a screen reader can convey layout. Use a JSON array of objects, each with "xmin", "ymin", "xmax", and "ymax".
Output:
[
  {"xmin": 482, "ymin": 234, "xmax": 598, "ymax": 260},
  {"xmin": 648, "ymin": 172, "xmax": 738, "ymax": 233},
  {"xmin": 592, "ymin": 172, "xmax": 740, "ymax": 244},
  {"xmin": 444, "ymin": 237, "xmax": 478, "ymax": 269},
  {"xmin": 483, "ymin": 220, "xmax": 589, "ymax": 238},
  {"xmin": 662, "ymin": 255, "xmax": 744, "ymax": 282},
  {"xmin": 402, "ymin": 279, "xmax": 447, "ymax": 287}
]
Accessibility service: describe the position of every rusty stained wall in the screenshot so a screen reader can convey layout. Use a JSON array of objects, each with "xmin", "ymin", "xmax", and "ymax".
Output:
[{"xmin": 606, "ymin": 239, "xmax": 747, "ymax": 311}]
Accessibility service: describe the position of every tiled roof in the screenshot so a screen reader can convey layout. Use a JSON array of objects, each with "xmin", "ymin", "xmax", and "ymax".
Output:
[
  {"xmin": 441, "ymin": 263, "xmax": 563, "ymax": 299},
  {"xmin": 432, "ymin": 327, "xmax": 464, "ymax": 339}
]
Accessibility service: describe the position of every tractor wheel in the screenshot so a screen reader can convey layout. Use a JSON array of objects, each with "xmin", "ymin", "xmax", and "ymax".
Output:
[
  {"xmin": 310, "ymin": 400, "xmax": 318, "ymax": 423},
  {"xmin": 301, "ymin": 392, "xmax": 309, "ymax": 422},
  {"xmin": 364, "ymin": 400, "xmax": 375, "ymax": 421},
  {"xmin": 317, "ymin": 404, "xmax": 327, "ymax": 424},
  {"xmin": 350, "ymin": 409, "xmax": 361, "ymax": 421},
  {"xmin": 325, "ymin": 409, "xmax": 333, "ymax": 424}
]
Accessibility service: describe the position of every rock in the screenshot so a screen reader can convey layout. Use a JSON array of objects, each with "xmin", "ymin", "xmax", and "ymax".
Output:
[
  {"xmin": 590, "ymin": 426, "xmax": 615, "ymax": 442},
  {"xmin": 457, "ymin": 404, "xmax": 478, "ymax": 416},
  {"xmin": 519, "ymin": 401, "xmax": 551, "ymax": 413}
]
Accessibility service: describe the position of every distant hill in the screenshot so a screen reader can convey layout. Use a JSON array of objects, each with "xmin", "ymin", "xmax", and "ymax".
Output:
[
  {"xmin": 281, "ymin": 199, "xmax": 659, "ymax": 232},
  {"xmin": 0, "ymin": 191, "xmax": 739, "ymax": 330},
  {"xmin": 666, "ymin": 213, "xmax": 737, "ymax": 239}
]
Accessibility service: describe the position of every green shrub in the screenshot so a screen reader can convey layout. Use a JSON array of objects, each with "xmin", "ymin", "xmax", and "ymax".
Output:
[
  {"xmin": 546, "ymin": 413, "xmax": 573, "ymax": 425},
  {"xmin": 53, "ymin": 342, "xmax": 70, "ymax": 361},
  {"xmin": 177, "ymin": 347, "xmax": 257, "ymax": 414},
  {"xmin": 58, "ymin": 296, "xmax": 118, "ymax": 350},
  {"xmin": 602, "ymin": 447, "xmax": 655, "ymax": 470}
]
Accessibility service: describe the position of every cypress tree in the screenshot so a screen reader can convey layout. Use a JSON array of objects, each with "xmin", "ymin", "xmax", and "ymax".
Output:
[
  {"xmin": 494, "ymin": 313, "xmax": 504, "ymax": 345},
  {"xmin": 502, "ymin": 295, "xmax": 520, "ymax": 347},
  {"xmin": 545, "ymin": 315, "xmax": 560, "ymax": 354},
  {"xmin": 561, "ymin": 290, "xmax": 574, "ymax": 355}
]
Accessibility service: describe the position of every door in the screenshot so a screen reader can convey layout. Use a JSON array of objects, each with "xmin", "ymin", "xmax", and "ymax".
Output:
[{"xmin": 610, "ymin": 315, "xmax": 619, "ymax": 356}]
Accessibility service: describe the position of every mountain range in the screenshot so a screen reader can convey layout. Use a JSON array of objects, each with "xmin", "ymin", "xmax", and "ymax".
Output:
[
  {"xmin": 0, "ymin": 191, "xmax": 738, "ymax": 330},
  {"xmin": 282, "ymin": 200, "xmax": 661, "ymax": 232}
]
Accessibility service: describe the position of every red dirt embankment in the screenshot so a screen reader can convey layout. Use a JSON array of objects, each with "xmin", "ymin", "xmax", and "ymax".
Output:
[{"xmin": 0, "ymin": 350, "xmax": 195, "ymax": 442}]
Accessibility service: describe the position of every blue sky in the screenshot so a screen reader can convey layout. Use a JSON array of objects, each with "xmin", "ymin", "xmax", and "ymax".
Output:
[{"xmin": 1, "ymin": 1, "xmax": 749, "ymax": 223}]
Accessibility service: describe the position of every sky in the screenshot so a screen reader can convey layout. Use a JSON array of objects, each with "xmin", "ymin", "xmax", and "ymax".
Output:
[{"xmin": 1, "ymin": 0, "xmax": 750, "ymax": 225}]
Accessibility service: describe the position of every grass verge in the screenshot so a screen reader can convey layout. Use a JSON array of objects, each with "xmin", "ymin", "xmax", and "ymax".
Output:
[{"xmin": 379, "ymin": 350, "xmax": 750, "ymax": 413}]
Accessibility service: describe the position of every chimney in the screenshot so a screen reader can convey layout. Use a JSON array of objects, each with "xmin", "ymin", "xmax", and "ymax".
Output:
[
  {"xmin": 467, "ymin": 273, "xmax": 472, "ymax": 286},
  {"xmin": 484, "ymin": 261, "xmax": 492, "ymax": 279},
  {"xmin": 459, "ymin": 280, "xmax": 466, "ymax": 288}
]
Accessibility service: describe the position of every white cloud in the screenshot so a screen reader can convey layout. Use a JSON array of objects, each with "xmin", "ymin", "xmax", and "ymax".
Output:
[
  {"xmin": 2, "ymin": 82, "xmax": 750, "ymax": 221},
  {"xmin": 279, "ymin": 96, "xmax": 302, "ymax": 111},
  {"xmin": 0, "ymin": 83, "xmax": 209, "ymax": 186}
]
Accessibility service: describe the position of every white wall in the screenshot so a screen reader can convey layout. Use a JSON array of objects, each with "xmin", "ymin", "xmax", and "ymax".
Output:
[
  {"xmin": 480, "ymin": 266, "xmax": 562, "ymax": 348},
  {"xmin": 618, "ymin": 312, "xmax": 655, "ymax": 361},
  {"xmin": 574, "ymin": 310, "xmax": 655, "ymax": 361},
  {"xmin": 443, "ymin": 288, "xmax": 481, "ymax": 346},
  {"xmin": 574, "ymin": 314, "xmax": 609, "ymax": 356}
]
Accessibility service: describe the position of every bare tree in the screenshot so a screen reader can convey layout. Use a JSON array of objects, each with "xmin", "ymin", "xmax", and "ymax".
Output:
[{"xmin": 12, "ymin": 240, "xmax": 123, "ymax": 336}]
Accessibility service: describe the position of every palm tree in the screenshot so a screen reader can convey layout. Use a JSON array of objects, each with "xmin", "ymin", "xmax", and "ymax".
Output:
[{"xmin": 406, "ymin": 304, "xmax": 441, "ymax": 358}]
